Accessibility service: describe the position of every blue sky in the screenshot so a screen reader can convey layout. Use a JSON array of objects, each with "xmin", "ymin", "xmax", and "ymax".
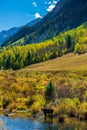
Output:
[{"xmin": 0, "ymin": 0, "xmax": 59, "ymax": 31}]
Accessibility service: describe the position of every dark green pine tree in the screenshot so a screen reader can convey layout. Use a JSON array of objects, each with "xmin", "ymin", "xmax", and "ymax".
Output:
[
  {"xmin": 45, "ymin": 81, "xmax": 55, "ymax": 103},
  {"xmin": 67, "ymin": 35, "xmax": 72, "ymax": 49}
]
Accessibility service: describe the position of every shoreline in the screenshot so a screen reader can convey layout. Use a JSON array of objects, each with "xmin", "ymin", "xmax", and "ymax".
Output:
[
  {"xmin": 0, "ymin": 112, "xmax": 87, "ymax": 129},
  {"xmin": 0, "ymin": 110, "xmax": 87, "ymax": 123}
]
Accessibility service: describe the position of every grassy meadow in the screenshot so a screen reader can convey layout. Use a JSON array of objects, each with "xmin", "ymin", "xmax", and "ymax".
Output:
[{"xmin": 22, "ymin": 53, "xmax": 87, "ymax": 72}]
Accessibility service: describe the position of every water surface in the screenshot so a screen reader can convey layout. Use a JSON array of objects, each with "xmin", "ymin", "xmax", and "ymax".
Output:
[{"xmin": 0, "ymin": 115, "xmax": 87, "ymax": 130}]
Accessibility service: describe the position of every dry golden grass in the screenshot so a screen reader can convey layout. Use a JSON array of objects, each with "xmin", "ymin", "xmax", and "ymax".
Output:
[{"xmin": 20, "ymin": 53, "xmax": 87, "ymax": 72}]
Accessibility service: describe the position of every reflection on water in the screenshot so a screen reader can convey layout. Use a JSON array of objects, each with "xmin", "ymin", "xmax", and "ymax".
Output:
[{"xmin": 0, "ymin": 115, "xmax": 87, "ymax": 130}]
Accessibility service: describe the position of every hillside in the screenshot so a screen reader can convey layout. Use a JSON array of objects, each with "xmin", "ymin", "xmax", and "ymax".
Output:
[
  {"xmin": 3, "ymin": 0, "xmax": 87, "ymax": 46},
  {"xmin": 22, "ymin": 53, "xmax": 87, "ymax": 72},
  {"xmin": 0, "ymin": 52, "xmax": 87, "ymax": 118},
  {"xmin": 26, "ymin": 18, "xmax": 41, "ymax": 27},
  {"xmin": 0, "ymin": 22, "xmax": 87, "ymax": 70},
  {"xmin": 0, "ymin": 27, "xmax": 20, "ymax": 45},
  {"xmin": 0, "ymin": 0, "xmax": 87, "ymax": 123},
  {"xmin": 0, "ymin": 18, "xmax": 41, "ymax": 46}
]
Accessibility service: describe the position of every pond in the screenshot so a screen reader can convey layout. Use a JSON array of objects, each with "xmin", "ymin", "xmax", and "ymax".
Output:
[{"xmin": 0, "ymin": 115, "xmax": 87, "ymax": 130}]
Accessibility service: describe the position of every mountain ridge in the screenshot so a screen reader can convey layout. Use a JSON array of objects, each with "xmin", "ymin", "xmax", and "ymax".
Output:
[
  {"xmin": 0, "ymin": 18, "xmax": 41, "ymax": 46},
  {"xmin": 3, "ymin": 0, "xmax": 87, "ymax": 47}
]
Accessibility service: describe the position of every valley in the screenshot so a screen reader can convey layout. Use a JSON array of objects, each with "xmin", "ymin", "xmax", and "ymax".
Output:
[{"xmin": 0, "ymin": 0, "xmax": 87, "ymax": 129}]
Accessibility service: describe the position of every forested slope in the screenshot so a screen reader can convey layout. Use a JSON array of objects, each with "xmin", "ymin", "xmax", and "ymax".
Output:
[
  {"xmin": 0, "ymin": 22, "xmax": 87, "ymax": 70},
  {"xmin": 3, "ymin": 0, "xmax": 87, "ymax": 46}
]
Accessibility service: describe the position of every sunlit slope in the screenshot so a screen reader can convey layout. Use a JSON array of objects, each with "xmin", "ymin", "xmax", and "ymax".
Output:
[
  {"xmin": 3, "ymin": 0, "xmax": 87, "ymax": 46},
  {"xmin": 21, "ymin": 53, "xmax": 87, "ymax": 72}
]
